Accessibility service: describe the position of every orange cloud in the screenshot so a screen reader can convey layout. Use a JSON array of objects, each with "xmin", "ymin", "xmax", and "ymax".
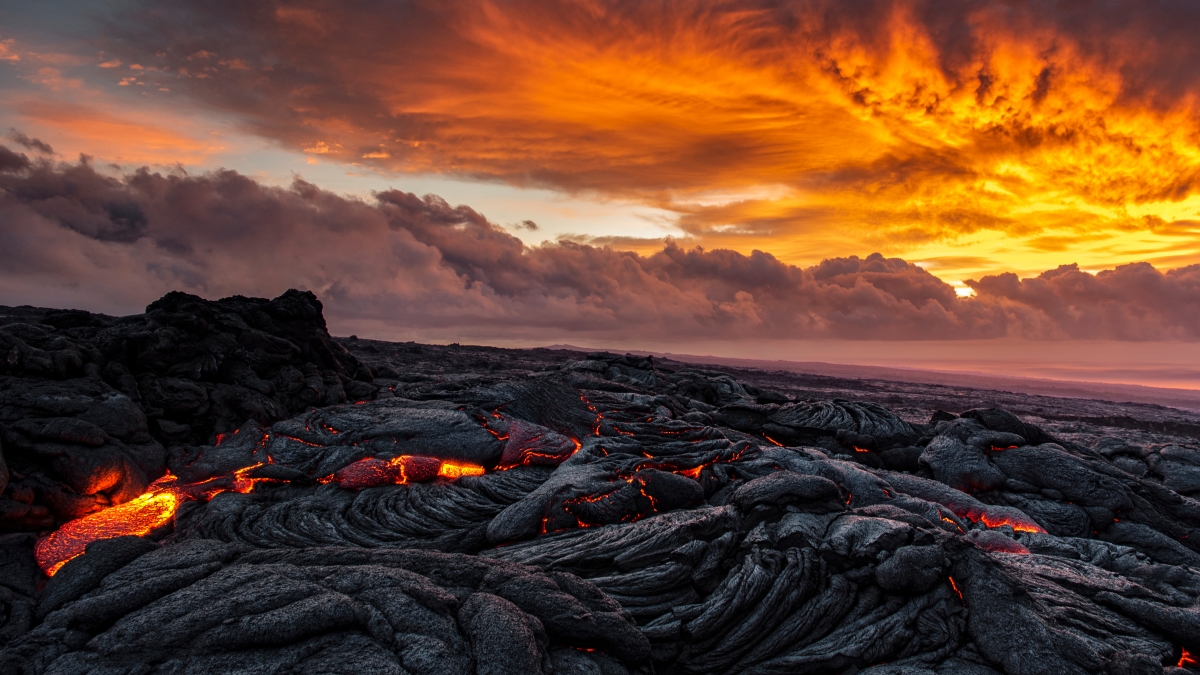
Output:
[
  {"xmin": 13, "ymin": 99, "xmax": 227, "ymax": 165},
  {"xmin": 0, "ymin": 39, "xmax": 20, "ymax": 62},
  {"xmin": 101, "ymin": 0, "xmax": 1200, "ymax": 280}
]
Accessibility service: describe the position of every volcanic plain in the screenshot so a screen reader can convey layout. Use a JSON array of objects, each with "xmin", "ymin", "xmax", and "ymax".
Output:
[{"xmin": 1, "ymin": 290, "xmax": 1200, "ymax": 674}]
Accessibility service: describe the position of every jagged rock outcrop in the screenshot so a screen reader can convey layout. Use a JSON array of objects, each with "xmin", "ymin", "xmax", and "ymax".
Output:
[
  {"xmin": 0, "ymin": 377, "xmax": 165, "ymax": 530},
  {"xmin": 90, "ymin": 289, "xmax": 375, "ymax": 445},
  {"xmin": 0, "ymin": 290, "xmax": 372, "ymax": 533}
]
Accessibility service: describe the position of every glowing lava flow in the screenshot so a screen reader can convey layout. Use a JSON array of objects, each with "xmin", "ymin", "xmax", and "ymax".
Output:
[
  {"xmin": 35, "ymin": 454, "xmax": 487, "ymax": 576},
  {"xmin": 947, "ymin": 504, "xmax": 1046, "ymax": 534},
  {"xmin": 1180, "ymin": 648, "xmax": 1197, "ymax": 668},
  {"xmin": 34, "ymin": 489, "xmax": 180, "ymax": 576},
  {"xmin": 325, "ymin": 455, "xmax": 486, "ymax": 489},
  {"xmin": 438, "ymin": 461, "xmax": 487, "ymax": 479},
  {"xmin": 975, "ymin": 513, "xmax": 1044, "ymax": 534},
  {"xmin": 33, "ymin": 463, "xmax": 284, "ymax": 577}
]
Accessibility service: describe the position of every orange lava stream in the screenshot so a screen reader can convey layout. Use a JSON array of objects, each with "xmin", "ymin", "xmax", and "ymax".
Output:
[
  {"xmin": 976, "ymin": 513, "xmax": 1044, "ymax": 534},
  {"xmin": 948, "ymin": 504, "xmax": 1046, "ymax": 534},
  {"xmin": 327, "ymin": 455, "xmax": 488, "ymax": 488},
  {"xmin": 948, "ymin": 577, "xmax": 963, "ymax": 602},
  {"xmin": 32, "ymin": 463, "xmax": 275, "ymax": 577},
  {"xmin": 34, "ymin": 490, "xmax": 181, "ymax": 576},
  {"xmin": 437, "ymin": 461, "xmax": 486, "ymax": 479},
  {"xmin": 1180, "ymin": 648, "xmax": 1197, "ymax": 668},
  {"xmin": 36, "ymin": 454, "xmax": 489, "ymax": 577}
]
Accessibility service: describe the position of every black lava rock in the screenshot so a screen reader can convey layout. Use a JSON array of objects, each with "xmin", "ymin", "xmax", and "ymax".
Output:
[{"xmin": 0, "ymin": 293, "xmax": 1199, "ymax": 675}]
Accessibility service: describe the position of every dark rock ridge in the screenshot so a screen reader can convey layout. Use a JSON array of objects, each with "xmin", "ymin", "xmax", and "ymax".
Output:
[
  {"xmin": 0, "ymin": 290, "xmax": 373, "ymax": 531},
  {"xmin": 1, "ymin": 292, "xmax": 1200, "ymax": 673}
]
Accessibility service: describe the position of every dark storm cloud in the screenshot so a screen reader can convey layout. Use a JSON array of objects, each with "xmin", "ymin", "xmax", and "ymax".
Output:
[
  {"xmin": 5, "ymin": 156, "xmax": 148, "ymax": 242},
  {"xmin": 2, "ymin": 150, "xmax": 1198, "ymax": 341},
  {"xmin": 6, "ymin": 130, "xmax": 53, "ymax": 155},
  {"xmin": 0, "ymin": 147, "xmax": 30, "ymax": 173}
]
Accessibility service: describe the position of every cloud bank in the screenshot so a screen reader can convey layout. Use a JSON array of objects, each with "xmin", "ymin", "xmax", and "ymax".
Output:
[{"xmin": 2, "ymin": 149, "xmax": 1198, "ymax": 342}]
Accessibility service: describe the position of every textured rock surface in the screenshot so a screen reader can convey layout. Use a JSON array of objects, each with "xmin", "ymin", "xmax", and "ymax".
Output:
[
  {"xmin": 0, "ymin": 290, "xmax": 371, "ymax": 531},
  {"xmin": 1, "ymin": 293, "xmax": 1200, "ymax": 673}
]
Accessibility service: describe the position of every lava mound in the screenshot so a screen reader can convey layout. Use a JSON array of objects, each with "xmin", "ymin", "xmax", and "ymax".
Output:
[{"xmin": 2, "ymin": 292, "xmax": 1200, "ymax": 674}]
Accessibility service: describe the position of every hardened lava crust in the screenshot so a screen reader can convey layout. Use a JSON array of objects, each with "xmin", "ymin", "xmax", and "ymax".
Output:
[{"xmin": 1, "ymin": 291, "xmax": 1200, "ymax": 674}]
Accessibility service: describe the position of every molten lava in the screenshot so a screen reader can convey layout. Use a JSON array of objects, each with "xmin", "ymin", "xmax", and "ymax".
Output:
[
  {"xmin": 948, "ymin": 577, "xmax": 963, "ymax": 602},
  {"xmin": 36, "ymin": 453, "xmax": 488, "ymax": 576},
  {"xmin": 34, "ymin": 490, "xmax": 180, "ymax": 576},
  {"xmin": 975, "ymin": 513, "xmax": 1044, "ymax": 534},
  {"xmin": 437, "ymin": 461, "xmax": 487, "ymax": 479},
  {"xmin": 31, "ymin": 463, "xmax": 273, "ymax": 577},
  {"xmin": 948, "ymin": 504, "xmax": 1046, "ymax": 534},
  {"xmin": 940, "ymin": 514, "xmax": 966, "ymax": 534},
  {"xmin": 480, "ymin": 413, "xmax": 581, "ymax": 470},
  {"xmin": 328, "ymin": 455, "xmax": 486, "ymax": 489}
]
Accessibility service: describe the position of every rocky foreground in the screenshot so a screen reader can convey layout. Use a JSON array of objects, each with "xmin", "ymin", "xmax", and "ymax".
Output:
[{"xmin": 1, "ymin": 292, "xmax": 1200, "ymax": 674}]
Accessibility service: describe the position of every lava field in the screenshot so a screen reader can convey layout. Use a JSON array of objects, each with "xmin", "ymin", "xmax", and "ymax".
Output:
[{"xmin": 2, "ymin": 291, "xmax": 1200, "ymax": 675}]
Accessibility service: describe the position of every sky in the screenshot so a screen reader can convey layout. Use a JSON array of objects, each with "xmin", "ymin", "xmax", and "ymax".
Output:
[{"xmin": 2, "ymin": 0, "xmax": 1200, "ymax": 389}]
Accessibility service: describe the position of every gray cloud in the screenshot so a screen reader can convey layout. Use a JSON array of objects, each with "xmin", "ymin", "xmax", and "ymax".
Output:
[
  {"xmin": 0, "ymin": 147, "xmax": 29, "ymax": 173},
  {"xmin": 7, "ymin": 130, "xmax": 53, "ymax": 155},
  {"xmin": 967, "ymin": 263, "xmax": 1200, "ymax": 341},
  {"xmin": 0, "ymin": 150, "xmax": 1197, "ymax": 341}
]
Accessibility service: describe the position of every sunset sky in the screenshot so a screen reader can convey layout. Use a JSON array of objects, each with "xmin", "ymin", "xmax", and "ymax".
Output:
[{"xmin": 2, "ymin": 0, "xmax": 1199, "ymax": 388}]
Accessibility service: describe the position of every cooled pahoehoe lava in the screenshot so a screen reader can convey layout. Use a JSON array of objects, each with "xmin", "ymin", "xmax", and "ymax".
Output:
[{"xmin": 2, "ymin": 290, "xmax": 1200, "ymax": 674}]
